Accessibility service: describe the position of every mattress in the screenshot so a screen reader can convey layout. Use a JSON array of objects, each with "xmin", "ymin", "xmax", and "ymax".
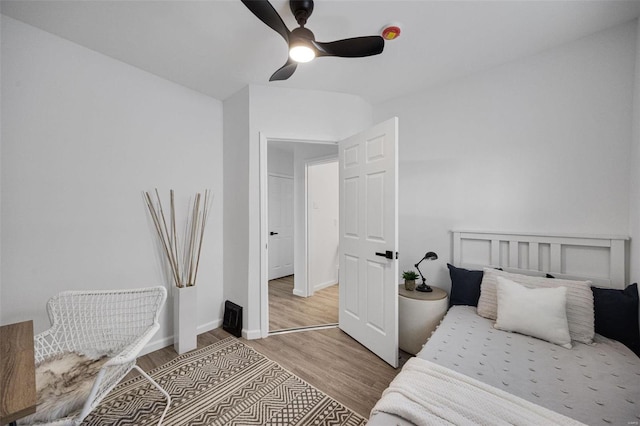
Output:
[{"xmin": 369, "ymin": 306, "xmax": 640, "ymax": 425}]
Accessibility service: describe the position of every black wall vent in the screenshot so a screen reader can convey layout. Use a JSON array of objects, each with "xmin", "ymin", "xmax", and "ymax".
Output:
[{"xmin": 223, "ymin": 300, "xmax": 243, "ymax": 338}]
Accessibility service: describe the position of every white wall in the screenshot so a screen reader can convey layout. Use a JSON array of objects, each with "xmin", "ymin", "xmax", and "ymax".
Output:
[
  {"xmin": 241, "ymin": 85, "xmax": 372, "ymax": 337},
  {"xmin": 630, "ymin": 19, "xmax": 640, "ymax": 286},
  {"xmin": 267, "ymin": 146, "xmax": 294, "ymax": 177},
  {"xmin": 222, "ymin": 87, "xmax": 250, "ymax": 330},
  {"xmin": 0, "ymin": 15, "xmax": 3, "ymax": 319},
  {"xmin": 292, "ymin": 144, "xmax": 338, "ymax": 296},
  {"xmin": 374, "ymin": 21, "xmax": 638, "ymax": 292},
  {"xmin": 308, "ymin": 160, "xmax": 339, "ymax": 292},
  {"xmin": 1, "ymin": 16, "xmax": 224, "ymax": 351}
]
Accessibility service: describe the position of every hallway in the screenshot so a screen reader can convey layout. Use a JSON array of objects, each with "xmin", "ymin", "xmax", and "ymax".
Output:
[{"xmin": 269, "ymin": 275, "xmax": 338, "ymax": 331}]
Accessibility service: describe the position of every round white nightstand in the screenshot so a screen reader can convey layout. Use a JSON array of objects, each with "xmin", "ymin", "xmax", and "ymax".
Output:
[{"xmin": 398, "ymin": 285, "xmax": 448, "ymax": 355}]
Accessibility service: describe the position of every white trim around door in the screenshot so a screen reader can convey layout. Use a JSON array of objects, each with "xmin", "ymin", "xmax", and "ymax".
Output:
[{"xmin": 259, "ymin": 133, "xmax": 337, "ymax": 338}]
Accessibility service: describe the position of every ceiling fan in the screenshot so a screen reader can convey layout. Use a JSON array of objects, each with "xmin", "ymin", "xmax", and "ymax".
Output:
[{"xmin": 241, "ymin": 0, "xmax": 385, "ymax": 81}]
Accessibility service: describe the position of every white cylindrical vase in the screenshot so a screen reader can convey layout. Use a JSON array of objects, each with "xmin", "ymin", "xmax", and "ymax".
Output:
[{"xmin": 173, "ymin": 286, "xmax": 198, "ymax": 354}]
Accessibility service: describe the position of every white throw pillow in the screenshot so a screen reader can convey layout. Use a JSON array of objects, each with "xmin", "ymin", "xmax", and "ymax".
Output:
[
  {"xmin": 477, "ymin": 268, "xmax": 594, "ymax": 344},
  {"xmin": 495, "ymin": 276, "xmax": 572, "ymax": 349}
]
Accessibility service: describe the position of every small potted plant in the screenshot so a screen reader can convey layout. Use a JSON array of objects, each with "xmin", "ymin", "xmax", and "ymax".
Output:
[{"xmin": 402, "ymin": 270, "xmax": 419, "ymax": 291}]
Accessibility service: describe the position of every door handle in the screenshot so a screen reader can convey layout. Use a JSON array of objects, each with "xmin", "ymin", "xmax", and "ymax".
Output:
[
  {"xmin": 270, "ymin": 232, "xmax": 279, "ymax": 236},
  {"xmin": 375, "ymin": 250, "xmax": 394, "ymax": 259}
]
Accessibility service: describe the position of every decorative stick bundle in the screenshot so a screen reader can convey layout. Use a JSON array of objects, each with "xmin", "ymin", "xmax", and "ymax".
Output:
[{"xmin": 144, "ymin": 189, "xmax": 212, "ymax": 288}]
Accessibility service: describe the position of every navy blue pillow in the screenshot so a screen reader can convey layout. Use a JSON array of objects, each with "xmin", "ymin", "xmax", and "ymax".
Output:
[
  {"xmin": 447, "ymin": 264, "xmax": 483, "ymax": 307},
  {"xmin": 591, "ymin": 283, "xmax": 640, "ymax": 357}
]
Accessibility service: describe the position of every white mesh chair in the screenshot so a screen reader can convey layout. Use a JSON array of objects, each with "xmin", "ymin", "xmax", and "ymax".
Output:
[{"xmin": 32, "ymin": 286, "xmax": 171, "ymax": 425}]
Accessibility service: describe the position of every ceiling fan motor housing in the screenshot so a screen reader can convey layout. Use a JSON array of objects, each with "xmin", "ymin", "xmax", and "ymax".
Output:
[
  {"xmin": 290, "ymin": 0, "xmax": 314, "ymax": 26},
  {"xmin": 291, "ymin": 26, "xmax": 315, "ymax": 42}
]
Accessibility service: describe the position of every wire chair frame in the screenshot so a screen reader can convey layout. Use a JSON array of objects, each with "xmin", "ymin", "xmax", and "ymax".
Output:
[{"xmin": 31, "ymin": 286, "xmax": 171, "ymax": 425}]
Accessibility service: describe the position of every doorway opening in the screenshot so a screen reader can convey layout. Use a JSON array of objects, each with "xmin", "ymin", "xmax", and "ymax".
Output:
[
  {"xmin": 265, "ymin": 140, "xmax": 339, "ymax": 335},
  {"xmin": 259, "ymin": 118, "xmax": 399, "ymax": 366}
]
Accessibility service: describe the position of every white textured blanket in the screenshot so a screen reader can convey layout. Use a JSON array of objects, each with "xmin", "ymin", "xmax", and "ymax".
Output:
[{"xmin": 371, "ymin": 357, "xmax": 586, "ymax": 426}]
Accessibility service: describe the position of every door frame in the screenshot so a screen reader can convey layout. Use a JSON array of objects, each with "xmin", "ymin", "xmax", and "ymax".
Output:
[{"xmin": 259, "ymin": 133, "xmax": 337, "ymax": 338}]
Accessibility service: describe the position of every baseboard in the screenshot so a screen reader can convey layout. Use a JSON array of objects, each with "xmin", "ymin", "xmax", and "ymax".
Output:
[
  {"xmin": 141, "ymin": 318, "xmax": 223, "ymax": 356},
  {"xmin": 141, "ymin": 336, "xmax": 174, "ymax": 356},
  {"xmin": 198, "ymin": 319, "xmax": 223, "ymax": 334},
  {"xmin": 292, "ymin": 288, "xmax": 306, "ymax": 297},
  {"xmin": 242, "ymin": 328, "xmax": 262, "ymax": 340},
  {"xmin": 313, "ymin": 280, "xmax": 338, "ymax": 292}
]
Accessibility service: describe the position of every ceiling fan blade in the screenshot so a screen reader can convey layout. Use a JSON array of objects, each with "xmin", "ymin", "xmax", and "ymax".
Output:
[
  {"xmin": 313, "ymin": 36, "xmax": 384, "ymax": 58},
  {"xmin": 241, "ymin": 0, "xmax": 290, "ymax": 43},
  {"xmin": 269, "ymin": 59, "xmax": 298, "ymax": 81}
]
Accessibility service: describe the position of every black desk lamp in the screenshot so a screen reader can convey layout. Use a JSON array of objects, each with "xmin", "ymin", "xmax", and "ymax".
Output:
[{"xmin": 415, "ymin": 251, "xmax": 438, "ymax": 292}]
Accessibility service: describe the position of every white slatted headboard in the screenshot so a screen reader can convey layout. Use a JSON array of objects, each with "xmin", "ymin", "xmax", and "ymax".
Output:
[{"xmin": 452, "ymin": 230, "xmax": 629, "ymax": 289}]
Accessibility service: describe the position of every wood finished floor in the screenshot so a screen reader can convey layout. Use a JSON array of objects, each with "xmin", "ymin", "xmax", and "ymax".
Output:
[
  {"xmin": 269, "ymin": 275, "xmax": 339, "ymax": 331},
  {"xmin": 135, "ymin": 327, "xmax": 406, "ymax": 419},
  {"xmin": 134, "ymin": 275, "xmax": 407, "ymax": 419}
]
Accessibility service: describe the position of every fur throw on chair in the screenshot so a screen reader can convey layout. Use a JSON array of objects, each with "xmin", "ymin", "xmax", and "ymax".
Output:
[{"xmin": 18, "ymin": 351, "xmax": 108, "ymax": 425}]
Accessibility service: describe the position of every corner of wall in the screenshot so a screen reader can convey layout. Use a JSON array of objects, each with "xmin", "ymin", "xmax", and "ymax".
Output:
[
  {"xmin": 2, "ymin": 16, "xmax": 225, "ymax": 339},
  {"xmin": 630, "ymin": 18, "xmax": 640, "ymax": 285},
  {"xmin": 222, "ymin": 86, "xmax": 252, "ymax": 325}
]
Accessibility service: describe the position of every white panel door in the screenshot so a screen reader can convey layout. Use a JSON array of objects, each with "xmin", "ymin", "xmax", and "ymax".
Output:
[
  {"xmin": 268, "ymin": 175, "xmax": 294, "ymax": 280},
  {"xmin": 338, "ymin": 118, "xmax": 399, "ymax": 367}
]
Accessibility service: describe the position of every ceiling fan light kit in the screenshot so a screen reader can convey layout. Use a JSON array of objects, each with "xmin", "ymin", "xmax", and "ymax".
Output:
[
  {"xmin": 241, "ymin": 0, "xmax": 385, "ymax": 81},
  {"xmin": 289, "ymin": 44, "xmax": 315, "ymax": 63},
  {"xmin": 289, "ymin": 27, "xmax": 316, "ymax": 63}
]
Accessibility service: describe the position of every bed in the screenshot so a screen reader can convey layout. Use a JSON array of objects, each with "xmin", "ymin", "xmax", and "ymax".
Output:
[{"xmin": 369, "ymin": 231, "xmax": 640, "ymax": 426}]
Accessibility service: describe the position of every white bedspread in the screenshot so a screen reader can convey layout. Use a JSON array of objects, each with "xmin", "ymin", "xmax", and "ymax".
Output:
[{"xmin": 371, "ymin": 357, "xmax": 585, "ymax": 426}]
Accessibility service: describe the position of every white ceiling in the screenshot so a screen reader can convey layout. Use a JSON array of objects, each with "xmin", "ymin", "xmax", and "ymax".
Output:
[{"xmin": 2, "ymin": 0, "xmax": 639, "ymax": 104}]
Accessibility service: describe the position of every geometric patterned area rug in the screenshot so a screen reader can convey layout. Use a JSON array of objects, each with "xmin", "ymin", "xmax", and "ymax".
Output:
[{"xmin": 83, "ymin": 337, "xmax": 367, "ymax": 425}]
